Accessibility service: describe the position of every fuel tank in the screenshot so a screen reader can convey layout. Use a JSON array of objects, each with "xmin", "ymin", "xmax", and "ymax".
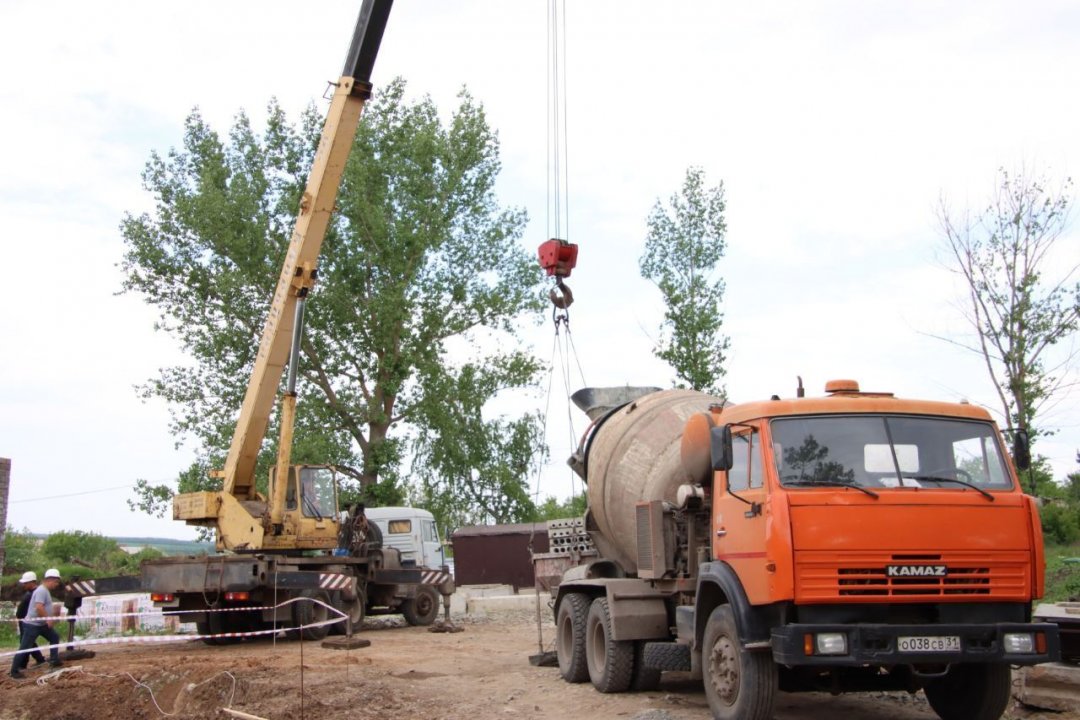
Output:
[{"xmin": 573, "ymin": 387, "xmax": 722, "ymax": 573}]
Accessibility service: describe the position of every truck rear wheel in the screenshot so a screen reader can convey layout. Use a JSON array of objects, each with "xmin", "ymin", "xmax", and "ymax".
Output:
[
  {"xmin": 197, "ymin": 606, "xmax": 238, "ymax": 645},
  {"xmin": 923, "ymin": 662, "xmax": 1011, "ymax": 720},
  {"xmin": 702, "ymin": 605, "xmax": 777, "ymax": 720},
  {"xmin": 290, "ymin": 589, "xmax": 331, "ymax": 641},
  {"xmin": 402, "ymin": 585, "xmax": 440, "ymax": 626},
  {"xmin": 586, "ymin": 597, "xmax": 634, "ymax": 693},
  {"xmin": 196, "ymin": 619, "xmax": 222, "ymax": 645},
  {"xmin": 556, "ymin": 592, "xmax": 590, "ymax": 683},
  {"xmin": 630, "ymin": 641, "xmax": 662, "ymax": 691}
]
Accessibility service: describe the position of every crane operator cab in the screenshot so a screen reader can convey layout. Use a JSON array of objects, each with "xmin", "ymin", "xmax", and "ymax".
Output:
[{"xmin": 271, "ymin": 464, "xmax": 341, "ymax": 546}]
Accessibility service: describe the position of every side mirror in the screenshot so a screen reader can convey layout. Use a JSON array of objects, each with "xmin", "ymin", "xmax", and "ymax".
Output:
[
  {"xmin": 710, "ymin": 425, "xmax": 734, "ymax": 471},
  {"xmin": 1012, "ymin": 428, "xmax": 1031, "ymax": 471}
]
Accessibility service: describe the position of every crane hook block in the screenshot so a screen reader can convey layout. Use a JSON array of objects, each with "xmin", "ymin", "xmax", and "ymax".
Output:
[{"xmin": 537, "ymin": 238, "xmax": 578, "ymax": 278}]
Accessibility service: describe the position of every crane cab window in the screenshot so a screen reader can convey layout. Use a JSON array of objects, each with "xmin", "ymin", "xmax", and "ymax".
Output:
[
  {"xmin": 728, "ymin": 431, "xmax": 763, "ymax": 492},
  {"xmin": 297, "ymin": 467, "xmax": 336, "ymax": 519}
]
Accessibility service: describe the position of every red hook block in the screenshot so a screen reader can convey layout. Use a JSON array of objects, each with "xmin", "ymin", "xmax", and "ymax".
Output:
[{"xmin": 537, "ymin": 238, "xmax": 578, "ymax": 278}]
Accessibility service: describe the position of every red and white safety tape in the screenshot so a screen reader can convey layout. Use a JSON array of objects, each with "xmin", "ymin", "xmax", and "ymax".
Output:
[
  {"xmin": 5, "ymin": 603, "xmax": 282, "ymax": 625},
  {"xmin": 1, "ymin": 597, "xmax": 346, "ymax": 660}
]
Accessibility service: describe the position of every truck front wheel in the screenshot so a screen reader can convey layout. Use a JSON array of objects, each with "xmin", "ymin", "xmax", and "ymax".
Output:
[
  {"xmin": 556, "ymin": 592, "xmax": 590, "ymax": 683},
  {"xmin": 702, "ymin": 605, "xmax": 777, "ymax": 720},
  {"xmin": 923, "ymin": 662, "xmax": 1011, "ymax": 720},
  {"xmin": 586, "ymin": 597, "xmax": 634, "ymax": 693},
  {"xmin": 402, "ymin": 585, "xmax": 440, "ymax": 626}
]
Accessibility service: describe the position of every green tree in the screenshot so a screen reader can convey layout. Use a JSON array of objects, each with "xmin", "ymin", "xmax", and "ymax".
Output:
[
  {"xmin": 41, "ymin": 531, "xmax": 120, "ymax": 567},
  {"xmin": 531, "ymin": 493, "xmax": 587, "ymax": 522},
  {"xmin": 639, "ymin": 167, "xmax": 729, "ymax": 395},
  {"xmin": 410, "ymin": 362, "xmax": 547, "ymax": 532},
  {"xmin": 110, "ymin": 547, "xmax": 165, "ymax": 574},
  {"xmin": 2, "ymin": 527, "xmax": 43, "ymax": 575},
  {"xmin": 1022, "ymin": 456, "xmax": 1062, "ymax": 499},
  {"xmin": 121, "ymin": 78, "xmax": 547, "ymax": 524},
  {"xmin": 936, "ymin": 167, "xmax": 1080, "ymax": 445},
  {"xmin": 1064, "ymin": 450, "xmax": 1080, "ymax": 504},
  {"xmin": 1039, "ymin": 502, "xmax": 1080, "ymax": 546}
]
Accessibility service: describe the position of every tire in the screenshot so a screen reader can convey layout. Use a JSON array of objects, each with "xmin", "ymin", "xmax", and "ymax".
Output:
[
  {"xmin": 585, "ymin": 597, "xmax": 634, "ymax": 693},
  {"xmin": 630, "ymin": 641, "xmax": 662, "ymax": 691},
  {"xmin": 366, "ymin": 520, "xmax": 383, "ymax": 550},
  {"xmin": 329, "ymin": 588, "xmax": 366, "ymax": 635},
  {"xmin": 196, "ymin": 620, "xmax": 221, "ymax": 646},
  {"xmin": 923, "ymin": 663, "xmax": 1012, "ymax": 720},
  {"xmin": 556, "ymin": 592, "xmax": 591, "ymax": 683},
  {"xmin": 643, "ymin": 641, "xmax": 692, "ymax": 671},
  {"xmin": 402, "ymin": 585, "xmax": 440, "ymax": 626},
  {"xmin": 292, "ymin": 589, "xmax": 331, "ymax": 641},
  {"xmin": 197, "ymin": 605, "xmax": 238, "ymax": 645},
  {"xmin": 702, "ymin": 605, "xmax": 777, "ymax": 720}
]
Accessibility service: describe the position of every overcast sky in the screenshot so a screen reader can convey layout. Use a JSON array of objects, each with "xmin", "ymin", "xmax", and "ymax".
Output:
[{"xmin": 2, "ymin": 1, "xmax": 1078, "ymax": 540}]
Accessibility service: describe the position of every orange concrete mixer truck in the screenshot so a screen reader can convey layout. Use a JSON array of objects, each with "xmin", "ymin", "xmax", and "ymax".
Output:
[{"xmin": 552, "ymin": 381, "xmax": 1060, "ymax": 720}]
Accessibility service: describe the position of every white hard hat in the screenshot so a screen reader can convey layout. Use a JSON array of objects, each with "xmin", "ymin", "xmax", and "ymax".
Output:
[
  {"xmin": 19, "ymin": 571, "xmax": 37, "ymax": 584},
  {"xmin": 44, "ymin": 568, "xmax": 61, "ymax": 579}
]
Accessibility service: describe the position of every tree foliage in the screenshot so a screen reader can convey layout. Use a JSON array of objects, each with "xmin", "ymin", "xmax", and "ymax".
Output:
[
  {"xmin": 2, "ymin": 527, "xmax": 42, "ymax": 575},
  {"xmin": 410, "ymin": 362, "xmax": 547, "ymax": 532},
  {"xmin": 937, "ymin": 167, "xmax": 1080, "ymax": 442},
  {"xmin": 38, "ymin": 531, "xmax": 165, "ymax": 574},
  {"xmin": 41, "ymin": 530, "xmax": 118, "ymax": 566},
  {"xmin": 531, "ymin": 493, "xmax": 587, "ymax": 522},
  {"xmin": 639, "ymin": 167, "xmax": 729, "ymax": 395},
  {"xmin": 120, "ymin": 78, "xmax": 547, "ymax": 534}
]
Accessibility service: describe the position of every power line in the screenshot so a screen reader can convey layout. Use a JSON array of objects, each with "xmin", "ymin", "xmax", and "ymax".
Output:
[{"xmin": 10, "ymin": 484, "xmax": 137, "ymax": 504}]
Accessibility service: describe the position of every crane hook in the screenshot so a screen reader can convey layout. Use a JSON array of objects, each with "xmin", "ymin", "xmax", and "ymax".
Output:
[{"xmin": 549, "ymin": 277, "xmax": 574, "ymax": 310}]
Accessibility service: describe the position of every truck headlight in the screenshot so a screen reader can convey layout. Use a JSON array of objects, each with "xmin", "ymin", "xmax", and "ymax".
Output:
[
  {"xmin": 815, "ymin": 632, "xmax": 848, "ymax": 655},
  {"xmin": 1003, "ymin": 633, "xmax": 1035, "ymax": 653}
]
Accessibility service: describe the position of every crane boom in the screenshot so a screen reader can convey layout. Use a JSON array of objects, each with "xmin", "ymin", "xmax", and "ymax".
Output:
[{"xmin": 222, "ymin": 0, "xmax": 392, "ymax": 500}]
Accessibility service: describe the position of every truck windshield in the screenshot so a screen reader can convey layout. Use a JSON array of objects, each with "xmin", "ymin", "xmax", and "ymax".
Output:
[{"xmin": 770, "ymin": 415, "xmax": 1012, "ymax": 491}]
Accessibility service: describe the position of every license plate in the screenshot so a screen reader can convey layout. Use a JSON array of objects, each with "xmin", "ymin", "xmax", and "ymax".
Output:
[{"xmin": 897, "ymin": 635, "xmax": 961, "ymax": 653}]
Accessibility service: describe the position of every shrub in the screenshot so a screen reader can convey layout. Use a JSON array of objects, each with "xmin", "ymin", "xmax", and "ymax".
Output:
[{"xmin": 1040, "ymin": 503, "xmax": 1080, "ymax": 545}]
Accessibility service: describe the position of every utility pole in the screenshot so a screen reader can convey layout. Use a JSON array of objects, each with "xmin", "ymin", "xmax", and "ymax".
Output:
[{"xmin": 0, "ymin": 458, "xmax": 10, "ymax": 572}]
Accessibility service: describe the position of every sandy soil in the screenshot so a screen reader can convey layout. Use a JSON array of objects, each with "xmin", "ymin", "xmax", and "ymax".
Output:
[{"xmin": 0, "ymin": 610, "xmax": 1074, "ymax": 720}]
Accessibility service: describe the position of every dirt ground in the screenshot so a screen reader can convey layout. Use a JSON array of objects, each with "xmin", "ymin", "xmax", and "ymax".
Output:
[{"xmin": 0, "ymin": 610, "xmax": 1075, "ymax": 720}]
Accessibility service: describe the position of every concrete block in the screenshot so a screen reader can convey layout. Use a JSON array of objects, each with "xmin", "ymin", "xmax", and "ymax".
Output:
[{"xmin": 1016, "ymin": 662, "xmax": 1080, "ymax": 712}]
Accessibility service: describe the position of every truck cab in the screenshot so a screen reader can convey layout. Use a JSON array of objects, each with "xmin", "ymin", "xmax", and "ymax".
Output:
[{"xmin": 364, "ymin": 507, "xmax": 446, "ymax": 569}]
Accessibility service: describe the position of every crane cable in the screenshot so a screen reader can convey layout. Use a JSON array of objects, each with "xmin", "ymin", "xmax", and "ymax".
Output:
[
  {"xmin": 547, "ymin": 0, "xmax": 569, "ymax": 242},
  {"xmin": 531, "ymin": 0, "xmax": 587, "ymax": 513}
]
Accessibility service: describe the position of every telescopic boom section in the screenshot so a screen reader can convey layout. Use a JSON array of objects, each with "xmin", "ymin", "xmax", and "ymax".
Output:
[{"xmin": 221, "ymin": 0, "xmax": 392, "ymax": 500}]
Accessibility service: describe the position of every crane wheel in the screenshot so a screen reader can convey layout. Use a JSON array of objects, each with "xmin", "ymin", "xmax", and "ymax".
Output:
[
  {"xmin": 289, "ymin": 589, "xmax": 331, "ymax": 641},
  {"xmin": 329, "ymin": 588, "xmax": 366, "ymax": 635}
]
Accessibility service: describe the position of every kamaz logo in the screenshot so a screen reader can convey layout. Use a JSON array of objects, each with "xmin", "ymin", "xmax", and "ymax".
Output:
[{"xmin": 886, "ymin": 565, "xmax": 948, "ymax": 578}]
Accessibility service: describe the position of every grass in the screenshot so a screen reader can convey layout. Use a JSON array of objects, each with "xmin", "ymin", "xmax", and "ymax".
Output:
[{"xmin": 0, "ymin": 604, "xmax": 19, "ymax": 648}]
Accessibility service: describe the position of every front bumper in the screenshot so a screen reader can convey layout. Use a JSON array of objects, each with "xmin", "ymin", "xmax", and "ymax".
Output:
[{"xmin": 772, "ymin": 622, "xmax": 1060, "ymax": 666}]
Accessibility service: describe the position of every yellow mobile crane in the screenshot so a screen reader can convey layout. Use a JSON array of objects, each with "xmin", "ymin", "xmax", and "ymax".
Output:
[
  {"xmin": 170, "ymin": 0, "xmax": 389, "ymax": 553},
  {"xmin": 64, "ymin": 0, "xmax": 453, "ymax": 642}
]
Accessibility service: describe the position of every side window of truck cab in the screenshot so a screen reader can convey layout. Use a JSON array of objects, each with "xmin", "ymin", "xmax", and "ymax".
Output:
[
  {"xmin": 728, "ymin": 430, "xmax": 763, "ymax": 491},
  {"xmin": 388, "ymin": 519, "xmax": 411, "ymax": 534}
]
